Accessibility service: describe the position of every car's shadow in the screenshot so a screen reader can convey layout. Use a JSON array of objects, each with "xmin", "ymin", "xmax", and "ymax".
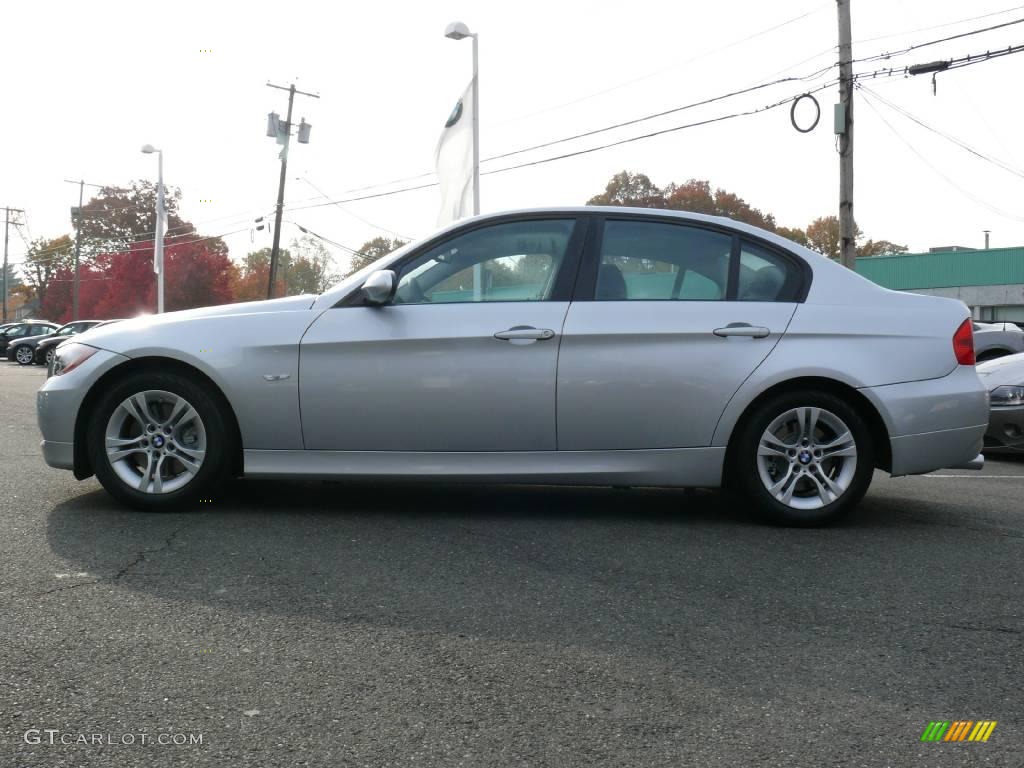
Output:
[{"xmin": 42, "ymin": 477, "xmax": 972, "ymax": 655}]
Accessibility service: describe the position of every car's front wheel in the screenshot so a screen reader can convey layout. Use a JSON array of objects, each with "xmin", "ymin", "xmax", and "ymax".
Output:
[
  {"xmin": 14, "ymin": 345, "xmax": 35, "ymax": 365},
  {"xmin": 732, "ymin": 390, "xmax": 874, "ymax": 526},
  {"xmin": 87, "ymin": 371, "xmax": 231, "ymax": 510},
  {"xmin": 42, "ymin": 347, "xmax": 56, "ymax": 366}
]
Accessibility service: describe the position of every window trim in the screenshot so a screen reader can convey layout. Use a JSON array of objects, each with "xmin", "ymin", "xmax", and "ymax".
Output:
[
  {"xmin": 573, "ymin": 213, "xmax": 811, "ymax": 303},
  {"xmin": 334, "ymin": 213, "xmax": 590, "ymax": 308}
]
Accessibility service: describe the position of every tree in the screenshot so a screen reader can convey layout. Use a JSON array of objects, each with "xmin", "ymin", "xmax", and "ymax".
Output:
[
  {"xmin": 22, "ymin": 236, "xmax": 75, "ymax": 311},
  {"xmin": 230, "ymin": 248, "xmax": 290, "ymax": 303},
  {"xmin": 587, "ymin": 171, "xmax": 666, "ymax": 208},
  {"xmin": 40, "ymin": 236, "xmax": 235, "ymax": 322},
  {"xmin": 76, "ymin": 181, "xmax": 192, "ymax": 259},
  {"xmin": 586, "ymin": 172, "xmax": 906, "ymax": 261},
  {"xmin": 805, "ymin": 216, "xmax": 843, "ymax": 260},
  {"xmin": 857, "ymin": 239, "xmax": 908, "ymax": 258},
  {"xmin": 347, "ymin": 237, "xmax": 408, "ymax": 276},
  {"xmin": 287, "ymin": 236, "xmax": 338, "ymax": 295}
]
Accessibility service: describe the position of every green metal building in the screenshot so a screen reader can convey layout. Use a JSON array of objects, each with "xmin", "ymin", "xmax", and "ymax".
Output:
[{"xmin": 855, "ymin": 246, "xmax": 1024, "ymax": 322}]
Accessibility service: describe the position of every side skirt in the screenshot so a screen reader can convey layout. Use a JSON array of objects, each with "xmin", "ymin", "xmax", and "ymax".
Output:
[{"xmin": 243, "ymin": 447, "xmax": 726, "ymax": 488}]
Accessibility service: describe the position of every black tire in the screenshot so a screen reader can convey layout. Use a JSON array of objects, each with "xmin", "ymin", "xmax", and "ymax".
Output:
[
  {"xmin": 732, "ymin": 390, "xmax": 874, "ymax": 526},
  {"xmin": 44, "ymin": 347, "xmax": 57, "ymax": 367},
  {"xmin": 87, "ymin": 370, "xmax": 231, "ymax": 511},
  {"xmin": 14, "ymin": 345, "xmax": 36, "ymax": 366}
]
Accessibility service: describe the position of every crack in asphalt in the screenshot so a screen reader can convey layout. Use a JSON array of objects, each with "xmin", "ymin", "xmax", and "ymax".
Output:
[{"xmin": 34, "ymin": 526, "xmax": 184, "ymax": 597}]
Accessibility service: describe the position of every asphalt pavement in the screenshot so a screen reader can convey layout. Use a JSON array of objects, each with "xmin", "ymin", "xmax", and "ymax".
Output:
[{"xmin": 2, "ymin": 362, "xmax": 1022, "ymax": 767}]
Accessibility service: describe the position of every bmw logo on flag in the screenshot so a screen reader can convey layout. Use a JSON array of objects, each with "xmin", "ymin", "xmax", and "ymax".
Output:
[{"xmin": 445, "ymin": 99, "xmax": 464, "ymax": 128}]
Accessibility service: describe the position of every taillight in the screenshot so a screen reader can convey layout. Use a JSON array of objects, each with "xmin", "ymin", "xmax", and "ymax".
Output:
[{"xmin": 953, "ymin": 318, "xmax": 975, "ymax": 365}]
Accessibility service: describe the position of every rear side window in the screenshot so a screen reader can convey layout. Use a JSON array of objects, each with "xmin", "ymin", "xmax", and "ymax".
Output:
[
  {"xmin": 737, "ymin": 241, "xmax": 803, "ymax": 302},
  {"xmin": 596, "ymin": 220, "xmax": 732, "ymax": 301}
]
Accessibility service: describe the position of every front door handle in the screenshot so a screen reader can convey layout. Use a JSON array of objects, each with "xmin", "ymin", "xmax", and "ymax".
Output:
[
  {"xmin": 494, "ymin": 327, "xmax": 555, "ymax": 341},
  {"xmin": 713, "ymin": 323, "xmax": 770, "ymax": 338}
]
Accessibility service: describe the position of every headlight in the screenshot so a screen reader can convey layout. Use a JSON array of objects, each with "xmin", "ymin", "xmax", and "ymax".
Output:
[
  {"xmin": 990, "ymin": 385, "xmax": 1024, "ymax": 407},
  {"xmin": 51, "ymin": 343, "xmax": 98, "ymax": 376}
]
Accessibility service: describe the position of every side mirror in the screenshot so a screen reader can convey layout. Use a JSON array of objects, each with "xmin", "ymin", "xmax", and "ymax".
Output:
[{"xmin": 361, "ymin": 270, "xmax": 396, "ymax": 305}]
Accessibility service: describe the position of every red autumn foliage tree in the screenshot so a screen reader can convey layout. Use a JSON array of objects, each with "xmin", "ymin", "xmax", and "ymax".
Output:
[{"xmin": 40, "ymin": 236, "xmax": 234, "ymax": 322}]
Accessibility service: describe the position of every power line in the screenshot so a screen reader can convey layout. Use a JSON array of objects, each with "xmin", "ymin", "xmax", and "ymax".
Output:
[
  {"xmin": 853, "ymin": 16, "xmax": 1024, "ymax": 65},
  {"xmin": 294, "ymin": 177, "xmax": 414, "ymax": 240},
  {"xmin": 852, "ymin": 3, "xmax": 1024, "ymax": 46},
  {"xmin": 482, "ymin": 68, "xmax": 836, "ymax": 165},
  {"xmin": 9, "ymin": 226, "xmax": 253, "ymax": 270},
  {"xmin": 858, "ymin": 84, "xmax": 1024, "ymax": 180},
  {"xmin": 859, "ymin": 88, "xmax": 1024, "ymax": 223},
  {"xmin": 488, "ymin": 3, "xmax": 831, "ymax": 129}
]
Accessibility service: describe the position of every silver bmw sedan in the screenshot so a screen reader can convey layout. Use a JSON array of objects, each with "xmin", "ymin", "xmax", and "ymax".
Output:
[{"xmin": 37, "ymin": 208, "xmax": 988, "ymax": 525}]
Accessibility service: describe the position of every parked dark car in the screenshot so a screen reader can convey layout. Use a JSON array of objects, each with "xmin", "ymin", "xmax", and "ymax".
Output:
[
  {"xmin": 35, "ymin": 319, "xmax": 121, "ymax": 366},
  {"xmin": 977, "ymin": 351, "xmax": 1024, "ymax": 454},
  {"xmin": 7, "ymin": 320, "xmax": 102, "ymax": 365},
  {"xmin": 0, "ymin": 321, "xmax": 58, "ymax": 357}
]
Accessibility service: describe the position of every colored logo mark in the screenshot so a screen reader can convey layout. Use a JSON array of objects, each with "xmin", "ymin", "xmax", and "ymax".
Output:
[{"xmin": 921, "ymin": 720, "xmax": 997, "ymax": 742}]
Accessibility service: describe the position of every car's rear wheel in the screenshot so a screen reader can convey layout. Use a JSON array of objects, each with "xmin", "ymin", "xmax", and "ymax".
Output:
[
  {"xmin": 14, "ymin": 345, "xmax": 35, "ymax": 365},
  {"xmin": 733, "ymin": 390, "xmax": 874, "ymax": 526},
  {"xmin": 87, "ymin": 371, "xmax": 230, "ymax": 510}
]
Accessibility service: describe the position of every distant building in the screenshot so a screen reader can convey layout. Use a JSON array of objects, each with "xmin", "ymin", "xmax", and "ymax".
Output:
[{"xmin": 856, "ymin": 245, "xmax": 1024, "ymax": 323}]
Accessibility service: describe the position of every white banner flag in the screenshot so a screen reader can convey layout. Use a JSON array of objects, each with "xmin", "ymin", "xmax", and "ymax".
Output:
[{"xmin": 435, "ymin": 80, "xmax": 475, "ymax": 226}]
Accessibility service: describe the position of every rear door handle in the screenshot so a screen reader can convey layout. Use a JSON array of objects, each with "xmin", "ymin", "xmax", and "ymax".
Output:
[
  {"xmin": 713, "ymin": 323, "xmax": 770, "ymax": 338},
  {"xmin": 494, "ymin": 327, "xmax": 555, "ymax": 341}
]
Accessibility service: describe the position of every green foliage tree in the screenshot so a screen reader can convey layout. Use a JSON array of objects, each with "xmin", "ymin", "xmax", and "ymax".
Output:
[
  {"xmin": 76, "ymin": 181, "xmax": 193, "ymax": 259},
  {"xmin": 22, "ymin": 235, "xmax": 74, "ymax": 311},
  {"xmin": 287, "ymin": 236, "xmax": 338, "ymax": 295},
  {"xmin": 347, "ymin": 236, "xmax": 408, "ymax": 276},
  {"xmin": 587, "ymin": 171, "xmax": 666, "ymax": 208},
  {"xmin": 857, "ymin": 239, "xmax": 908, "ymax": 257}
]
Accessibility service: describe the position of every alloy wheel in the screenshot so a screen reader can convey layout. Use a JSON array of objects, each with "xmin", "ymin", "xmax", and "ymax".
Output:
[
  {"xmin": 15, "ymin": 346, "xmax": 34, "ymax": 365},
  {"xmin": 104, "ymin": 390, "xmax": 207, "ymax": 494},
  {"xmin": 756, "ymin": 406, "xmax": 857, "ymax": 510}
]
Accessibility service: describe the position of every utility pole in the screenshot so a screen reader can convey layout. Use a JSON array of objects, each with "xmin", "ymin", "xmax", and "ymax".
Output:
[
  {"xmin": 265, "ymin": 82, "xmax": 318, "ymax": 299},
  {"xmin": 836, "ymin": 0, "xmax": 856, "ymax": 270},
  {"xmin": 2, "ymin": 207, "xmax": 24, "ymax": 322},
  {"xmin": 64, "ymin": 180, "xmax": 85, "ymax": 319}
]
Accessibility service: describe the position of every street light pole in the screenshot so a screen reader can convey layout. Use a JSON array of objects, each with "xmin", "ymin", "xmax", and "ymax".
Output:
[
  {"xmin": 470, "ymin": 31, "xmax": 480, "ymax": 216},
  {"xmin": 141, "ymin": 145, "xmax": 165, "ymax": 313},
  {"xmin": 445, "ymin": 22, "xmax": 480, "ymax": 216},
  {"xmin": 71, "ymin": 181, "xmax": 83, "ymax": 320}
]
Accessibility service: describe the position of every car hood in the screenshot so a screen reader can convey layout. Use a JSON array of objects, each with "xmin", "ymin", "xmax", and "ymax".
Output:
[
  {"xmin": 76, "ymin": 294, "xmax": 317, "ymax": 352},
  {"xmin": 37, "ymin": 334, "xmax": 72, "ymax": 347},
  {"xmin": 976, "ymin": 352, "xmax": 1024, "ymax": 387}
]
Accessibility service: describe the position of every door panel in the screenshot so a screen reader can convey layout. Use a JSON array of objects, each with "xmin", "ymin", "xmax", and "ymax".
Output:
[
  {"xmin": 557, "ymin": 301, "xmax": 797, "ymax": 450},
  {"xmin": 300, "ymin": 303, "xmax": 569, "ymax": 451}
]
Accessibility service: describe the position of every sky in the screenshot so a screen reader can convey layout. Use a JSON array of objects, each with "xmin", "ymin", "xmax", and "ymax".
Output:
[{"xmin": 1, "ymin": 0, "xmax": 1023, "ymax": 278}]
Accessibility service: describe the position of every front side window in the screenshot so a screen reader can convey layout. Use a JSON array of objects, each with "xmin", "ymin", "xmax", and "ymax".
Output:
[
  {"xmin": 7, "ymin": 325, "xmax": 29, "ymax": 338},
  {"xmin": 737, "ymin": 241, "xmax": 802, "ymax": 302},
  {"xmin": 393, "ymin": 219, "xmax": 575, "ymax": 305},
  {"xmin": 595, "ymin": 220, "xmax": 732, "ymax": 301}
]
